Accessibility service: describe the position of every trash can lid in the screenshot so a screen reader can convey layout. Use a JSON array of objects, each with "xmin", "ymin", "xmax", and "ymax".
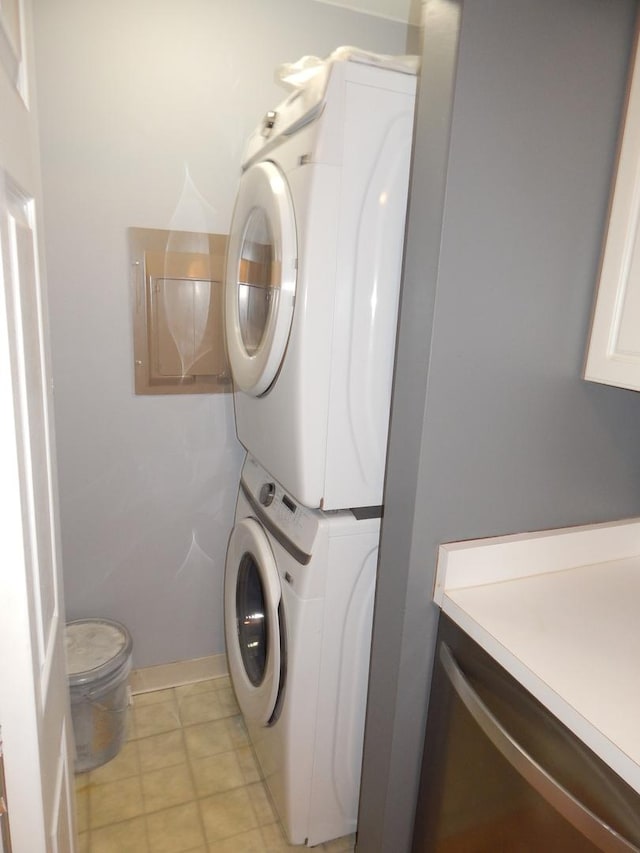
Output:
[{"xmin": 65, "ymin": 618, "xmax": 133, "ymax": 686}]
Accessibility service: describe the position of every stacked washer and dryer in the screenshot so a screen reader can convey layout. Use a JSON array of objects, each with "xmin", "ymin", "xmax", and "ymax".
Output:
[{"xmin": 223, "ymin": 48, "xmax": 417, "ymax": 847}]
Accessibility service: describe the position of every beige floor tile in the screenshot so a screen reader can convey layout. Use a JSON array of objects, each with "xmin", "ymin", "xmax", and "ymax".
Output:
[
  {"xmin": 90, "ymin": 775, "xmax": 145, "ymax": 828},
  {"xmin": 125, "ymin": 713, "xmax": 137, "ymax": 741},
  {"xmin": 138, "ymin": 728, "xmax": 187, "ymax": 772},
  {"xmin": 191, "ymin": 749, "xmax": 245, "ymax": 797},
  {"xmin": 199, "ymin": 786, "xmax": 258, "ymax": 842},
  {"xmin": 142, "ymin": 761, "xmax": 195, "ymax": 813},
  {"xmin": 133, "ymin": 687, "xmax": 176, "ymax": 706},
  {"xmin": 225, "ymin": 714, "xmax": 250, "ymax": 748},
  {"xmin": 75, "ymin": 786, "xmax": 89, "ymax": 834},
  {"xmin": 89, "ymin": 739, "xmax": 139, "ymax": 785},
  {"xmin": 174, "ymin": 679, "xmax": 217, "ymax": 700},
  {"xmin": 76, "ymin": 831, "xmax": 90, "ymax": 853},
  {"xmin": 260, "ymin": 822, "xmax": 300, "ymax": 851},
  {"xmin": 133, "ymin": 699, "xmax": 181, "ymax": 738},
  {"xmin": 237, "ymin": 745, "xmax": 261, "ymax": 784},
  {"xmin": 259, "ymin": 826, "xmax": 355, "ymax": 852},
  {"xmin": 90, "ymin": 815, "xmax": 149, "ymax": 853},
  {"xmin": 178, "ymin": 691, "xmax": 225, "ymax": 726},
  {"xmin": 208, "ymin": 827, "xmax": 265, "ymax": 852},
  {"xmin": 146, "ymin": 801, "xmax": 206, "ymax": 853},
  {"xmin": 320, "ymin": 835, "xmax": 356, "ymax": 852},
  {"xmin": 248, "ymin": 781, "xmax": 277, "ymax": 827},
  {"xmin": 217, "ymin": 686, "xmax": 240, "ymax": 717},
  {"xmin": 184, "ymin": 718, "xmax": 233, "ymax": 760},
  {"xmin": 73, "ymin": 682, "xmax": 318, "ymax": 853},
  {"xmin": 75, "ymin": 772, "xmax": 90, "ymax": 793}
]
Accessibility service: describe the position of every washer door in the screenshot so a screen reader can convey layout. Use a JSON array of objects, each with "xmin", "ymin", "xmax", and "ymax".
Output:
[
  {"xmin": 224, "ymin": 517, "xmax": 282, "ymax": 725},
  {"xmin": 225, "ymin": 161, "xmax": 297, "ymax": 396}
]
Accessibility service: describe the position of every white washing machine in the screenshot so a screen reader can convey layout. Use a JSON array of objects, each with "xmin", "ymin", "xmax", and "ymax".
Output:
[
  {"xmin": 224, "ymin": 454, "xmax": 380, "ymax": 846},
  {"xmin": 225, "ymin": 49, "xmax": 417, "ymax": 510}
]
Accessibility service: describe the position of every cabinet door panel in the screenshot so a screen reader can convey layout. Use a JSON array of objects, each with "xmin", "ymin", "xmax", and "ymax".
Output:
[{"xmin": 585, "ymin": 30, "xmax": 640, "ymax": 392}]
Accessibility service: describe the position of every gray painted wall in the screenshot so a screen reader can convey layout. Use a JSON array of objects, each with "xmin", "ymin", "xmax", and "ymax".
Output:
[
  {"xmin": 32, "ymin": 0, "xmax": 411, "ymax": 668},
  {"xmin": 359, "ymin": 1, "xmax": 640, "ymax": 850}
]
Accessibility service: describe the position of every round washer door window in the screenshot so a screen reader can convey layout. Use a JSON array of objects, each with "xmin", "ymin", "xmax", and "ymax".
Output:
[
  {"xmin": 225, "ymin": 161, "xmax": 297, "ymax": 396},
  {"xmin": 224, "ymin": 518, "xmax": 282, "ymax": 725},
  {"xmin": 236, "ymin": 551, "xmax": 269, "ymax": 687}
]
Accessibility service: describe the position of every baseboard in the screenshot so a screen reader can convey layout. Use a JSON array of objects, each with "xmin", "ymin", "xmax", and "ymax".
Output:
[{"xmin": 130, "ymin": 653, "xmax": 228, "ymax": 694}]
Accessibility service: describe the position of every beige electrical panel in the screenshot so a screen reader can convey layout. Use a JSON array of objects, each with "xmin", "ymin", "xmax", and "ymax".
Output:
[{"xmin": 130, "ymin": 228, "xmax": 231, "ymax": 395}]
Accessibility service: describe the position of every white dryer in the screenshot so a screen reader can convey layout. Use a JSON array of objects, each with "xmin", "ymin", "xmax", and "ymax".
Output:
[
  {"xmin": 224, "ymin": 454, "xmax": 380, "ymax": 846},
  {"xmin": 225, "ymin": 49, "xmax": 417, "ymax": 510}
]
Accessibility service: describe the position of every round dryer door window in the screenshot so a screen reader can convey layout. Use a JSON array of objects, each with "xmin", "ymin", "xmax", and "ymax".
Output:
[
  {"xmin": 225, "ymin": 161, "xmax": 297, "ymax": 396},
  {"xmin": 224, "ymin": 517, "xmax": 282, "ymax": 725}
]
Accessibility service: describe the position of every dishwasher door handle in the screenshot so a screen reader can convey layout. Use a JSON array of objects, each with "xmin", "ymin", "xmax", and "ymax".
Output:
[{"xmin": 439, "ymin": 643, "xmax": 639, "ymax": 853}]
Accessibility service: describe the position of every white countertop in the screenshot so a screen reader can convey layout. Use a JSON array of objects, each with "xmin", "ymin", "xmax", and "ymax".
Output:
[{"xmin": 434, "ymin": 517, "xmax": 640, "ymax": 794}]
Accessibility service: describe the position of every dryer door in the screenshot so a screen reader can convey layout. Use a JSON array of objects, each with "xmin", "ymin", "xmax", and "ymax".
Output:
[
  {"xmin": 224, "ymin": 517, "xmax": 282, "ymax": 725},
  {"xmin": 225, "ymin": 161, "xmax": 297, "ymax": 396}
]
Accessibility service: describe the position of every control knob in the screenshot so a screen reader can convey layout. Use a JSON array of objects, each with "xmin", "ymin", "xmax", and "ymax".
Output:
[{"xmin": 259, "ymin": 482, "xmax": 275, "ymax": 507}]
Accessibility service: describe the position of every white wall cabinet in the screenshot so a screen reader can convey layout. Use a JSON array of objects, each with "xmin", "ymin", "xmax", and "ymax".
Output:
[{"xmin": 585, "ymin": 34, "xmax": 640, "ymax": 392}]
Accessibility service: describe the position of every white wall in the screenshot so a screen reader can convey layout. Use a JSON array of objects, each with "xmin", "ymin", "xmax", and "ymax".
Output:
[{"xmin": 32, "ymin": 0, "xmax": 410, "ymax": 667}]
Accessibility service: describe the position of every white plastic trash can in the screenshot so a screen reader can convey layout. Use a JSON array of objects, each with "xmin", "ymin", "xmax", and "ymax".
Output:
[{"xmin": 65, "ymin": 618, "xmax": 133, "ymax": 773}]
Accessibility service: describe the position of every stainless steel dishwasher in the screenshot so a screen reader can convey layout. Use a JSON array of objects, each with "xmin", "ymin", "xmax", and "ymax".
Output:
[{"xmin": 412, "ymin": 614, "xmax": 640, "ymax": 852}]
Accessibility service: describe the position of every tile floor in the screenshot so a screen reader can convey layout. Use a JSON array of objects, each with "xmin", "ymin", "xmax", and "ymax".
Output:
[{"xmin": 74, "ymin": 675, "xmax": 356, "ymax": 852}]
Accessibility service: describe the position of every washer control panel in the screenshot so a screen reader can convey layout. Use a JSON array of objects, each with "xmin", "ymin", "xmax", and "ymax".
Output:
[{"xmin": 241, "ymin": 456, "xmax": 322, "ymax": 555}]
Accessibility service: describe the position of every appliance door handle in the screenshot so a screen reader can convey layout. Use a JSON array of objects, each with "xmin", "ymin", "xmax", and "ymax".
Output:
[{"xmin": 439, "ymin": 643, "xmax": 640, "ymax": 853}]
